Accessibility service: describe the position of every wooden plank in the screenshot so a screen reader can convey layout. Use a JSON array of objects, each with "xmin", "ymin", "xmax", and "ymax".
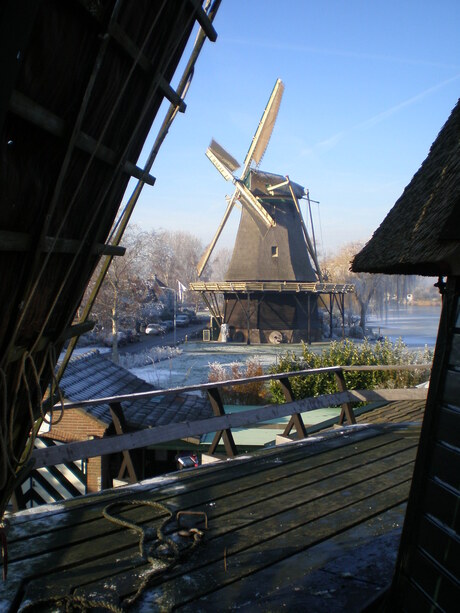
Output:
[
  {"xmin": 32, "ymin": 390, "xmax": 427, "ymax": 468},
  {"xmin": 188, "ymin": 0, "xmax": 218, "ymax": 41},
  {"xmin": 10, "ymin": 90, "xmax": 156, "ymax": 185},
  {"xmin": 436, "ymin": 404, "xmax": 460, "ymax": 448},
  {"xmin": 7, "ymin": 432, "xmax": 415, "ymax": 567},
  {"xmin": 11, "ymin": 432, "xmax": 414, "ymax": 563},
  {"xmin": 421, "ymin": 477, "xmax": 460, "ymax": 533},
  {"xmin": 206, "ymin": 388, "xmax": 237, "ymax": 457},
  {"xmin": 430, "ymin": 442, "xmax": 460, "ymax": 490},
  {"xmin": 407, "ymin": 548, "xmax": 459, "ymax": 611},
  {"xmin": 357, "ymin": 400, "xmax": 426, "ymax": 424},
  {"xmin": 16, "ymin": 456, "xmax": 416, "ymax": 608},
  {"xmin": 11, "ymin": 426, "xmax": 401, "ymax": 534},
  {"xmin": 0, "ymin": 230, "xmax": 126, "ymax": 256},
  {"xmin": 180, "ymin": 504, "xmax": 408, "ymax": 611},
  {"xmin": 134, "ymin": 478, "xmax": 415, "ymax": 608},
  {"xmin": 6, "ymin": 431, "xmax": 418, "ymax": 609},
  {"xmin": 109, "ymin": 403, "xmax": 138, "ymax": 483},
  {"xmin": 335, "ymin": 370, "xmax": 356, "ymax": 425},
  {"xmin": 418, "ymin": 514, "xmax": 459, "ymax": 579}
]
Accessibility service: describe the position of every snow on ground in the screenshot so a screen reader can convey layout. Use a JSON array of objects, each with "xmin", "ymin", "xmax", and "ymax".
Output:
[{"xmin": 129, "ymin": 341, "xmax": 306, "ymax": 388}]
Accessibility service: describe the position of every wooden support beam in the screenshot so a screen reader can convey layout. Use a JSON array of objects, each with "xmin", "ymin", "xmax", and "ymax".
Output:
[
  {"xmin": 206, "ymin": 387, "xmax": 237, "ymax": 457},
  {"xmin": 109, "ymin": 403, "xmax": 138, "ymax": 484},
  {"xmin": 109, "ymin": 23, "xmax": 186, "ymax": 112},
  {"xmin": 188, "ymin": 0, "xmax": 218, "ymax": 41},
  {"xmin": 7, "ymin": 321, "xmax": 95, "ymax": 364},
  {"xmin": 10, "ymin": 91, "xmax": 156, "ymax": 185},
  {"xmin": 335, "ymin": 370, "xmax": 357, "ymax": 425},
  {"xmin": 279, "ymin": 377, "xmax": 308, "ymax": 439},
  {"xmin": 0, "ymin": 230, "xmax": 126, "ymax": 256},
  {"xmin": 31, "ymin": 387, "xmax": 428, "ymax": 469}
]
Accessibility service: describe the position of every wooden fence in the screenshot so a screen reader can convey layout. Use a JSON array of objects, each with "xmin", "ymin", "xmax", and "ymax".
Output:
[{"xmin": 31, "ymin": 364, "xmax": 430, "ymax": 469}]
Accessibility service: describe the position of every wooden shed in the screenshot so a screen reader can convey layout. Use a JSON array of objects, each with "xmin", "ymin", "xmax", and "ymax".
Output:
[{"xmin": 352, "ymin": 98, "xmax": 460, "ymax": 609}]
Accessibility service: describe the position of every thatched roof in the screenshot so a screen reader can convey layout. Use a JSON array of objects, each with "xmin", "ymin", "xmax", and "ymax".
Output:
[{"xmin": 352, "ymin": 99, "xmax": 460, "ymax": 276}]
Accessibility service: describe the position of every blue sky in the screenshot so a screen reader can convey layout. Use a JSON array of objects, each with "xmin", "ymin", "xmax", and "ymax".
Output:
[{"xmin": 129, "ymin": 0, "xmax": 460, "ymax": 260}]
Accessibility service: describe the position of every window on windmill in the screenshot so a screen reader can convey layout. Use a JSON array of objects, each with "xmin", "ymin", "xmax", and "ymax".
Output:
[{"xmin": 271, "ymin": 245, "xmax": 278, "ymax": 257}]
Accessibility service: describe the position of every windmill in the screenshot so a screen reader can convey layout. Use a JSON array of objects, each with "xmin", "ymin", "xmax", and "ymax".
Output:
[{"xmin": 192, "ymin": 79, "xmax": 348, "ymax": 343}]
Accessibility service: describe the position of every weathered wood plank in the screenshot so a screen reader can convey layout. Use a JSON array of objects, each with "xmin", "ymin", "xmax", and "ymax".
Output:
[
  {"xmin": 4, "ymin": 427, "xmax": 420, "ymax": 610},
  {"xmin": 32, "ymin": 390, "xmax": 427, "ymax": 468},
  {"xmin": 177, "ymin": 503, "xmax": 408, "ymax": 612},
  {"xmin": 10, "ymin": 433, "xmax": 415, "ymax": 564},
  {"xmin": 17, "ymin": 451, "xmax": 416, "ymax": 606},
  {"xmin": 137, "ymin": 478, "xmax": 415, "ymax": 609},
  {"xmin": 12, "ymin": 427, "xmax": 408, "ymax": 542}
]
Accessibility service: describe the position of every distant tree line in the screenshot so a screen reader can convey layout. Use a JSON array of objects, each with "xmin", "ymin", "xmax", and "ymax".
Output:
[
  {"xmin": 322, "ymin": 241, "xmax": 439, "ymax": 333},
  {"xmin": 78, "ymin": 231, "xmax": 438, "ymax": 361},
  {"xmin": 78, "ymin": 225, "xmax": 231, "ymax": 361}
]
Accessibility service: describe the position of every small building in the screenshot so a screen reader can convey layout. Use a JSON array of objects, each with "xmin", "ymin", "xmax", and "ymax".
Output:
[
  {"xmin": 15, "ymin": 351, "xmax": 212, "ymax": 508},
  {"xmin": 352, "ymin": 98, "xmax": 460, "ymax": 609}
]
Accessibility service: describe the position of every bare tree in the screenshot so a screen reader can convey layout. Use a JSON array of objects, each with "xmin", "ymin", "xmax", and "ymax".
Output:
[
  {"xmin": 324, "ymin": 242, "xmax": 383, "ymax": 333},
  {"xmin": 91, "ymin": 226, "xmax": 150, "ymax": 362},
  {"xmin": 209, "ymin": 246, "xmax": 233, "ymax": 280}
]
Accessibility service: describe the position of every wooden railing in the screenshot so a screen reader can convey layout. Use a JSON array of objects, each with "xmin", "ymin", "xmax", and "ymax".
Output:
[{"xmin": 31, "ymin": 364, "xmax": 430, "ymax": 469}]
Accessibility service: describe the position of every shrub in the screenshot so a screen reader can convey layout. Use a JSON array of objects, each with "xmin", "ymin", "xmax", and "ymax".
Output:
[
  {"xmin": 119, "ymin": 346, "xmax": 182, "ymax": 369},
  {"xmin": 208, "ymin": 358, "xmax": 268, "ymax": 405},
  {"xmin": 269, "ymin": 338, "xmax": 433, "ymax": 404}
]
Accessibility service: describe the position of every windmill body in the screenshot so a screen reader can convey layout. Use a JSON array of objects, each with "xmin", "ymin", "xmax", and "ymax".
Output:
[
  {"xmin": 223, "ymin": 169, "xmax": 321, "ymax": 343},
  {"xmin": 226, "ymin": 170, "xmax": 316, "ymax": 283},
  {"xmin": 191, "ymin": 79, "xmax": 352, "ymax": 343}
]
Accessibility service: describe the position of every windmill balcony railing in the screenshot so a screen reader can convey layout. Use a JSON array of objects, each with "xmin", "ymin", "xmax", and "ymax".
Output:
[{"xmin": 30, "ymin": 363, "xmax": 431, "ymax": 471}]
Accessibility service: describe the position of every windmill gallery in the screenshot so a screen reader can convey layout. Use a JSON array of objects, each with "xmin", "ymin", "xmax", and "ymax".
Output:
[{"xmin": 191, "ymin": 79, "xmax": 354, "ymax": 344}]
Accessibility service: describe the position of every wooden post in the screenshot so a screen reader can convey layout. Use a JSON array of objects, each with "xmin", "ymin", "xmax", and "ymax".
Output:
[
  {"xmin": 334, "ymin": 370, "xmax": 356, "ymax": 425},
  {"xmin": 247, "ymin": 292, "xmax": 251, "ymax": 345},
  {"xmin": 279, "ymin": 377, "xmax": 307, "ymax": 439},
  {"xmin": 206, "ymin": 388, "xmax": 237, "ymax": 457},
  {"xmin": 329, "ymin": 294, "xmax": 333, "ymax": 338}
]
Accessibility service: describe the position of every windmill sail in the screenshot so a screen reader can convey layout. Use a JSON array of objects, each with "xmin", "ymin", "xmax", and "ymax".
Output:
[
  {"xmin": 198, "ymin": 78, "xmax": 284, "ymax": 277},
  {"xmin": 207, "ymin": 139, "xmax": 240, "ymax": 176},
  {"xmin": 243, "ymin": 78, "xmax": 284, "ymax": 171}
]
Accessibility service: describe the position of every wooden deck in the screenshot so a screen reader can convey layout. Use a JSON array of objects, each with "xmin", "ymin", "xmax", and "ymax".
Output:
[
  {"xmin": 356, "ymin": 399, "xmax": 425, "ymax": 424},
  {"xmin": 3, "ymin": 423, "xmax": 421, "ymax": 612}
]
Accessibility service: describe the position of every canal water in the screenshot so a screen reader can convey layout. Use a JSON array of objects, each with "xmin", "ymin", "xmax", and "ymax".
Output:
[{"xmin": 367, "ymin": 303, "xmax": 442, "ymax": 349}]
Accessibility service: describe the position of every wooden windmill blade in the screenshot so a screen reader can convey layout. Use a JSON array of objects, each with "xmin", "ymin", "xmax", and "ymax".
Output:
[
  {"xmin": 197, "ymin": 141, "xmax": 241, "ymax": 276},
  {"xmin": 206, "ymin": 139, "xmax": 240, "ymax": 178},
  {"xmin": 234, "ymin": 179, "xmax": 275, "ymax": 227},
  {"xmin": 243, "ymin": 78, "xmax": 284, "ymax": 172},
  {"xmin": 196, "ymin": 191, "xmax": 238, "ymax": 277},
  {"xmin": 197, "ymin": 79, "xmax": 284, "ymax": 277}
]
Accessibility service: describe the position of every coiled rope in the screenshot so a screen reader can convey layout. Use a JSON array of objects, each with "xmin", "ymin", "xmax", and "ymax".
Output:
[{"xmin": 19, "ymin": 500, "xmax": 205, "ymax": 611}]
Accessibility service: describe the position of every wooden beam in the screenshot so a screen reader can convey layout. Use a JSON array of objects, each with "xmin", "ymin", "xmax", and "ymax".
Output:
[
  {"xmin": 9, "ymin": 91, "xmax": 156, "ymax": 185},
  {"xmin": 109, "ymin": 22, "xmax": 186, "ymax": 112},
  {"xmin": 32, "ymin": 387, "xmax": 428, "ymax": 468},
  {"xmin": 52, "ymin": 364, "xmax": 431, "ymax": 412},
  {"xmin": 206, "ymin": 387, "xmax": 237, "ymax": 457},
  {"xmin": 279, "ymin": 376, "xmax": 308, "ymax": 439},
  {"xmin": 188, "ymin": 0, "xmax": 218, "ymax": 41},
  {"xmin": 6, "ymin": 321, "xmax": 95, "ymax": 363},
  {"xmin": 335, "ymin": 370, "xmax": 357, "ymax": 425},
  {"xmin": 109, "ymin": 403, "xmax": 138, "ymax": 484},
  {"xmin": 0, "ymin": 231, "xmax": 126, "ymax": 256}
]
